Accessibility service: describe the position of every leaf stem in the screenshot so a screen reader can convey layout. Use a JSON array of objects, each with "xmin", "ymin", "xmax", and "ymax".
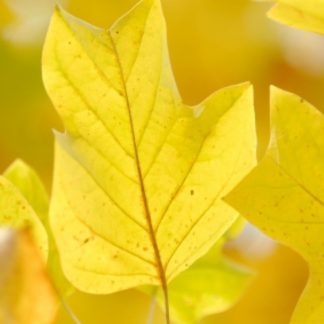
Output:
[{"xmin": 163, "ymin": 287, "xmax": 170, "ymax": 324}]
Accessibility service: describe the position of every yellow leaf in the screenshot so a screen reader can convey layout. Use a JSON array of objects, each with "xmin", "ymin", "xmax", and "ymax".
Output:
[
  {"xmin": 0, "ymin": 229, "xmax": 57, "ymax": 324},
  {"xmin": 42, "ymin": 0, "xmax": 256, "ymax": 314},
  {"xmin": 225, "ymin": 87, "xmax": 324, "ymax": 324},
  {"xmin": 268, "ymin": 0, "xmax": 324, "ymax": 35}
]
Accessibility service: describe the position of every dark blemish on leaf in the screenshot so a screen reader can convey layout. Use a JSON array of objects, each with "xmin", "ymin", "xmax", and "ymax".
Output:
[
  {"xmin": 300, "ymin": 98, "xmax": 304, "ymax": 104},
  {"xmin": 190, "ymin": 189, "xmax": 194, "ymax": 196},
  {"xmin": 84, "ymin": 238, "xmax": 90, "ymax": 244}
]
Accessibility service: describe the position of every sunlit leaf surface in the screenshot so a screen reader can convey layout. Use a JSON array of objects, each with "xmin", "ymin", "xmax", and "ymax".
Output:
[{"xmin": 43, "ymin": 0, "xmax": 257, "ymax": 302}]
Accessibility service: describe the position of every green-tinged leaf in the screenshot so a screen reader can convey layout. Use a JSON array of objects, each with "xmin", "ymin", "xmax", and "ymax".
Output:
[
  {"xmin": 268, "ymin": 0, "xmax": 324, "ymax": 34},
  {"xmin": 225, "ymin": 87, "xmax": 324, "ymax": 324},
  {"xmin": 141, "ymin": 225, "xmax": 252, "ymax": 324},
  {"xmin": 43, "ymin": 0, "xmax": 256, "ymax": 303},
  {"xmin": 155, "ymin": 243, "xmax": 253, "ymax": 324},
  {"xmin": 0, "ymin": 229, "xmax": 57, "ymax": 324}
]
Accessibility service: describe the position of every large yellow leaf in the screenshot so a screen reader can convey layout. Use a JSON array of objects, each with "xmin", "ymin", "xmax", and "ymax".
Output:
[
  {"xmin": 225, "ymin": 87, "xmax": 324, "ymax": 324},
  {"xmin": 268, "ymin": 0, "xmax": 324, "ymax": 35},
  {"xmin": 0, "ymin": 229, "xmax": 57, "ymax": 324},
  {"xmin": 43, "ymin": 0, "xmax": 257, "ymax": 314}
]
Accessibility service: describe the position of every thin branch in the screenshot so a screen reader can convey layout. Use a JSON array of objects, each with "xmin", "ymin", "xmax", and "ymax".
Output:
[
  {"xmin": 59, "ymin": 295, "xmax": 81, "ymax": 324},
  {"xmin": 146, "ymin": 288, "xmax": 157, "ymax": 324}
]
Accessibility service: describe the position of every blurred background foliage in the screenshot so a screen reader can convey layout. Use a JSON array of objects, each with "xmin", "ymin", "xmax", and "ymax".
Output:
[{"xmin": 0, "ymin": 0, "xmax": 322, "ymax": 323}]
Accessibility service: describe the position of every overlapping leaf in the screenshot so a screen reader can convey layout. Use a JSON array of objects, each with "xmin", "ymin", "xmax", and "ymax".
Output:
[
  {"xmin": 43, "ymin": 0, "xmax": 257, "ymax": 301},
  {"xmin": 268, "ymin": 0, "xmax": 324, "ymax": 34},
  {"xmin": 226, "ymin": 87, "xmax": 324, "ymax": 324}
]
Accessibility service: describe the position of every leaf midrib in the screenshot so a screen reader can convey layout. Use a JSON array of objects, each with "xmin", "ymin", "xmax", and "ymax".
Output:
[
  {"xmin": 107, "ymin": 31, "xmax": 169, "ymax": 300},
  {"xmin": 55, "ymin": 9, "xmax": 167, "ymax": 283}
]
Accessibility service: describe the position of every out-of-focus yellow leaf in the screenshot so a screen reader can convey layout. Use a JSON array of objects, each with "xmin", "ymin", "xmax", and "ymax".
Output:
[
  {"xmin": 0, "ymin": 174, "xmax": 48, "ymax": 259},
  {"xmin": 2, "ymin": 159, "xmax": 73, "ymax": 296},
  {"xmin": 225, "ymin": 87, "xmax": 324, "ymax": 324},
  {"xmin": 0, "ymin": 229, "xmax": 57, "ymax": 324},
  {"xmin": 268, "ymin": 0, "xmax": 324, "ymax": 35},
  {"xmin": 43, "ymin": 0, "xmax": 256, "ymax": 308},
  {"xmin": 154, "ymin": 242, "xmax": 253, "ymax": 324}
]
